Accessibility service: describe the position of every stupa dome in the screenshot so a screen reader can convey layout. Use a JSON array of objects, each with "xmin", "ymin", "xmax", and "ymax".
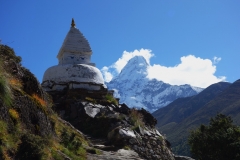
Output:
[{"xmin": 42, "ymin": 19, "xmax": 106, "ymax": 91}]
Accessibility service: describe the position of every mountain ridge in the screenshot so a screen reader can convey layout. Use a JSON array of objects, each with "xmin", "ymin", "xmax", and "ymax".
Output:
[{"xmin": 107, "ymin": 56, "xmax": 203, "ymax": 112}]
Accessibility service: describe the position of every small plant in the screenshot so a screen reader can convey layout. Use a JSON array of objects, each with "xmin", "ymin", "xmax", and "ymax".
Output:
[
  {"xmin": 105, "ymin": 94, "xmax": 118, "ymax": 106},
  {"xmin": 130, "ymin": 109, "xmax": 144, "ymax": 129},
  {"xmin": 85, "ymin": 97, "xmax": 97, "ymax": 104},
  {"xmin": 9, "ymin": 109, "xmax": 19, "ymax": 121},
  {"xmin": 123, "ymin": 145, "xmax": 131, "ymax": 150}
]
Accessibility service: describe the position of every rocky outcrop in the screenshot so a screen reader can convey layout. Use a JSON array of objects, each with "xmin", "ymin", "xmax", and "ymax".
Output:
[{"xmin": 48, "ymin": 89, "xmax": 175, "ymax": 160}]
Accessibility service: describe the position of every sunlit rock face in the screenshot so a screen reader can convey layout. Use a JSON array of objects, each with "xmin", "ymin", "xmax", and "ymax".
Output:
[{"xmin": 42, "ymin": 19, "xmax": 106, "ymax": 91}]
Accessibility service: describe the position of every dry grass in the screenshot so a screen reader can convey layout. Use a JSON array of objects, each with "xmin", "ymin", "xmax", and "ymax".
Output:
[
  {"xmin": 32, "ymin": 94, "xmax": 47, "ymax": 107},
  {"xmin": 9, "ymin": 78, "xmax": 22, "ymax": 90},
  {"xmin": 130, "ymin": 109, "xmax": 144, "ymax": 129}
]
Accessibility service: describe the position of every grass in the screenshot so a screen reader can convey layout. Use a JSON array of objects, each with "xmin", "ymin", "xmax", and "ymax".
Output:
[
  {"xmin": 31, "ymin": 94, "xmax": 48, "ymax": 114},
  {"xmin": 0, "ymin": 75, "xmax": 12, "ymax": 107},
  {"xmin": 130, "ymin": 109, "xmax": 144, "ymax": 130},
  {"xmin": 50, "ymin": 114, "xmax": 88, "ymax": 159},
  {"xmin": 32, "ymin": 94, "xmax": 47, "ymax": 107},
  {"xmin": 0, "ymin": 121, "xmax": 21, "ymax": 159},
  {"xmin": 105, "ymin": 94, "xmax": 118, "ymax": 106},
  {"xmin": 9, "ymin": 78, "xmax": 22, "ymax": 90},
  {"xmin": 85, "ymin": 97, "xmax": 97, "ymax": 104}
]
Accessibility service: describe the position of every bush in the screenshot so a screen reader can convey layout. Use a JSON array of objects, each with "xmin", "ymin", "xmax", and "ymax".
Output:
[
  {"xmin": 188, "ymin": 114, "xmax": 240, "ymax": 160},
  {"xmin": 16, "ymin": 133, "xmax": 47, "ymax": 160},
  {"xmin": 61, "ymin": 129, "xmax": 82, "ymax": 151}
]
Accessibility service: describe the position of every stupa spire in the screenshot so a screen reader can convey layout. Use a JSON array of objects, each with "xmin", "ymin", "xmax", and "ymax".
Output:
[{"xmin": 71, "ymin": 18, "xmax": 76, "ymax": 28}]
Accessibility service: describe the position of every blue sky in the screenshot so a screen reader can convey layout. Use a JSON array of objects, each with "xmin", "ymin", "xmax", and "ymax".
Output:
[{"xmin": 1, "ymin": 1, "xmax": 239, "ymax": 88}]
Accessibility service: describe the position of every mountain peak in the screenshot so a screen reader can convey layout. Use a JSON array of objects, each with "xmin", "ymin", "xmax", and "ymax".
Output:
[{"xmin": 118, "ymin": 56, "xmax": 149, "ymax": 79}]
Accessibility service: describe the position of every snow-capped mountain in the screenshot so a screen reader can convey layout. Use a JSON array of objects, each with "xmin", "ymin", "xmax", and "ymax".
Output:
[{"xmin": 107, "ymin": 56, "xmax": 203, "ymax": 112}]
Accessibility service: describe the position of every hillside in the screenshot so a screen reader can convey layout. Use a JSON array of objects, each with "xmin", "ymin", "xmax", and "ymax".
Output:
[
  {"xmin": 0, "ymin": 45, "xmax": 180, "ymax": 160},
  {"xmin": 153, "ymin": 80, "xmax": 240, "ymax": 156},
  {"xmin": 0, "ymin": 45, "xmax": 90, "ymax": 159}
]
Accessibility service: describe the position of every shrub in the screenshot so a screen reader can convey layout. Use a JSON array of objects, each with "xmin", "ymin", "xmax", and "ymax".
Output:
[
  {"xmin": 188, "ymin": 114, "xmax": 240, "ymax": 160},
  {"xmin": 17, "ymin": 133, "xmax": 48, "ymax": 160},
  {"xmin": 61, "ymin": 129, "xmax": 82, "ymax": 151}
]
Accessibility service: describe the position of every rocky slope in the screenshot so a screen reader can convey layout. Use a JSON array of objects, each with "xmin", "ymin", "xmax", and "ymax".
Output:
[
  {"xmin": 107, "ymin": 56, "xmax": 203, "ymax": 112},
  {"xmin": 153, "ymin": 80, "xmax": 240, "ymax": 156},
  {"xmin": 48, "ymin": 88, "xmax": 175, "ymax": 160},
  {"xmin": 1, "ymin": 45, "xmax": 188, "ymax": 160}
]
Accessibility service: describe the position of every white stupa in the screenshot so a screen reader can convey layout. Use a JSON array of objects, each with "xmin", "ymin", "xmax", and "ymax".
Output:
[{"xmin": 42, "ymin": 19, "xmax": 106, "ymax": 91}]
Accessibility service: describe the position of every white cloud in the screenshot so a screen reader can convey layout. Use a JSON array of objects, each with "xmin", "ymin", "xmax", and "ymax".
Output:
[
  {"xmin": 147, "ymin": 55, "xmax": 226, "ymax": 88},
  {"xmin": 101, "ymin": 66, "xmax": 113, "ymax": 82},
  {"xmin": 213, "ymin": 56, "xmax": 221, "ymax": 64},
  {"xmin": 101, "ymin": 49, "xmax": 226, "ymax": 88}
]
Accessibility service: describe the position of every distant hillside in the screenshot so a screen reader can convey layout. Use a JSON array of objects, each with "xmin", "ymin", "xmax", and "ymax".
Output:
[{"xmin": 152, "ymin": 80, "xmax": 240, "ymax": 156}]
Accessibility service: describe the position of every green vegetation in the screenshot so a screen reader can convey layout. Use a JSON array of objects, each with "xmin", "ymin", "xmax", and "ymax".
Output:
[
  {"xmin": 17, "ymin": 133, "xmax": 48, "ymax": 160},
  {"xmin": 0, "ymin": 75, "xmax": 12, "ymax": 107},
  {"xmin": 0, "ymin": 120, "xmax": 21, "ymax": 160},
  {"xmin": 105, "ymin": 94, "xmax": 118, "ymax": 106},
  {"xmin": 123, "ymin": 145, "xmax": 131, "ymax": 150},
  {"xmin": 50, "ymin": 114, "xmax": 88, "ymax": 159},
  {"xmin": 188, "ymin": 114, "xmax": 240, "ymax": 160},
  {"xmin": 0, "ymin": 59, "xmax": 12, "ymax": 107}
]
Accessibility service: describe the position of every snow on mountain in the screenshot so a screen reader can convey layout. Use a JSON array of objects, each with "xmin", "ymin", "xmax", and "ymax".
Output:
[{"xmin": 107, "ymin": 56, "xmax": 203, "ymax": 112}]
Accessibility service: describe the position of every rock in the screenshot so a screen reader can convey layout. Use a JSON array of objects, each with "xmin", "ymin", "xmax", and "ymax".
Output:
[
  {"xmin": 119, "ymin": 128, "xmax": 136, "ymax": 138},
  {"xmin": 119, "ymin": 103, "xmax": 130, "ymax": 114},
  {"xmin": 174, "ymin": 155, "xmax": 195, "ymax": 160},
  {"xmin": 138, "ymin": 108, "xmax": 157, "ymax": 127},
  {"xmin": 84, "ymin": 106, "xmax": 100, "ymax": 118},
  {"xmin": 129, "ymin": 138, "xmax": 137, "ymax": 145}
]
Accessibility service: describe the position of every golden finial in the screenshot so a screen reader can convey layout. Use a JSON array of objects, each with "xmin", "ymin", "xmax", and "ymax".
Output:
[{"xmin": 71, "ymin": 18, "xmax": 76, "ymax": 28}]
